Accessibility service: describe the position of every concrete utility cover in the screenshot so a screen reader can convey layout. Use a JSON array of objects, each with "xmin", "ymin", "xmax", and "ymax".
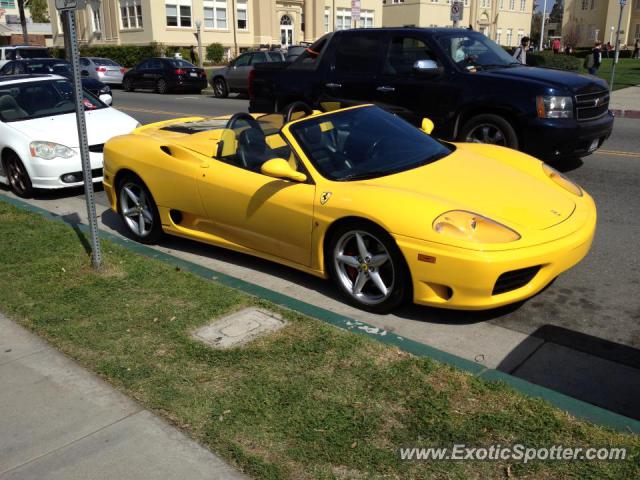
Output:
[{"xmin": 192, "ymin": 308, "xmax": 286, "ymax": 349}]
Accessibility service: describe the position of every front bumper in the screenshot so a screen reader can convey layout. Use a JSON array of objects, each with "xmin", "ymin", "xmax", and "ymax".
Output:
[
  {"xmin": 521, "ymin": 112, "xmax": 614, "ymax": 159},
  {"xmin": 27, "ymin": 151, "xmax": 104, "ymax": 189},
  {"xmin": 395, "ymin": 198, "xmax": 597, "ymax": 310}
]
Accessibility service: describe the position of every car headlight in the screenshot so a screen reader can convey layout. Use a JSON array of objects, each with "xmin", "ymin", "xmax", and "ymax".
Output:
[
  {"xmin": 433, "ymin": 210, "xmax": 521, "ymax": 243},
  {"xmin": 536, "ymin": 95, "xmax": 573, "ymax": 119},
  {"xmin": 30, "ymin": 142, "xmax": 75, "ymax": 160},
  {"xmin": 542, "ymin": 163, "xmax": 583, "ymax": 196}
]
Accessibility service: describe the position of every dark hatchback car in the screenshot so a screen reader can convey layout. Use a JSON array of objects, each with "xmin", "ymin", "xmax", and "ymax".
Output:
[
  {"xmin": 123, "ymin": 57, "xmax": 207, "ymax": 94},
  {"xmin": 0, "ymin": 58, "xmax": 112, "ymax": 103}
]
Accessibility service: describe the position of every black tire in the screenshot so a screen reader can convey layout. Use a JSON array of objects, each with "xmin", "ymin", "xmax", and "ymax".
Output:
[
  {"xmin": 3, "ymin": 152, "xmax": 33, "ymax": 198},
  {"xmin": 123, "ymin": 77, "xmax": 134, "ymax": 92},
  {"xmin": 326, "ymin": 220, "xmax": 412, "ymax": 313},
  {"xmin": 116, "ymin": 174, "xmax": 163, "ymax": 244},
  {"xmin": 156, "ymin": 78, "xmax": 169, "ymax": 95},
  {"xmin": 212, "ymin": 77, "xmax": 228, "ymax": 98},
  {"xmin": 458, "ymin": 113, "xmax": 519, "ymax": 149}
]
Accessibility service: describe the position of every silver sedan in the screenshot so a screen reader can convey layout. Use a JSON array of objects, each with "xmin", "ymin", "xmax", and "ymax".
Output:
[{"xmin": 80, "ymin": 57, "xmax": 125, "ymax": 85}]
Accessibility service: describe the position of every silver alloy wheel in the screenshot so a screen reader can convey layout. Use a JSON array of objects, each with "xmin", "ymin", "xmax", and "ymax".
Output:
[
  {"xmin": 214, "ymin": 78, "xmax": 225, "ymax": 96},
  {"xmin": 465, "ymin": 124, "xmax": 506, "ymax": 145},
  {"xmin": 6, "ymin": 157, "xmax": 28, "ymax": 196},
  {"xmin": 119, "ymin": 182, "xmax": 154, "ymax": 238},
  {"xmin": 333, "ymin": 230, "xmax": 395, "ymax": 306}
]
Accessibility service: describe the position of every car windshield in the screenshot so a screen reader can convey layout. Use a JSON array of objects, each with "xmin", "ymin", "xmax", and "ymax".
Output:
[
  {"xmin": 24, "ymin": 61, "xmax": 72, "ymax": 77},
  {"xmin": 167, "ymin": 59, "xmax": 196, "ymax": 68},
  {"xmin": 15, "ymin": 48, "xmax": 49, "ymax": 59},
  {"xmin": 438, "ymin": 33, "xmax": 519, "ymax": 71},
  {"xmin": 289, "ymin": 106, "xmax": 453, "ymax": 181},
  {"xmin": 0, "ymin": 79, "xmax": 105, "ymax": 123},
  {"xmin": 267, "ymin": 52, "xmax": 284, "ymax": 61},
  {"xmin": 92, "ymin": 58, "xmax": 120, "ymax": 66}
]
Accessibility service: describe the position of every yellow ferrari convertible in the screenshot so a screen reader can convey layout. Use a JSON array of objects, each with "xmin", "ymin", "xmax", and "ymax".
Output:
[{"xmin": 103, "ymin": 103, "xmax": 596, "ymax": 313}]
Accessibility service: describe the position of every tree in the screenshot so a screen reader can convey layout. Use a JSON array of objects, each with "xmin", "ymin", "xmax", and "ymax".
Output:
[
  {"xmin": 549, "ymin": 0, "xmax": 564, "ymax": 25},
  {"xmin": 562, "ymin": 22, "xmax": 581, "ymax": 48},
  {"xmin": 17, "ymin": 0, "xmax": 28, "ymax": 45},
  {"xmin": 26, "ymin": 0, "xmax": 50, "ymax": 23}
]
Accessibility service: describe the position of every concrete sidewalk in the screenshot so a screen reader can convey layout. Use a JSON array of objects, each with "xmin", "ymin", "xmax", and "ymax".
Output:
[
  {"xmin": 609, "ymin": 85, "xmax": 640, "ymax": 119},
  {"xmin": 0, "ymin": 316, "xmax": 247, "ymax": 480}
]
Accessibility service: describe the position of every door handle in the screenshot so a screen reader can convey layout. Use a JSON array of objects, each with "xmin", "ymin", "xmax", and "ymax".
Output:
[
  {"xmin": 325, "ymin": 82, "xmax": 342, "ymax": 89},
  {"xmin": 376, "ymin": 86, "xmax": 395, "ymax": 93}
]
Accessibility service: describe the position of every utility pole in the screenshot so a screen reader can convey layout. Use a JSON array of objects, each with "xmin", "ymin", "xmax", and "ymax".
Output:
[
  {"xmin": 610, "ymin": 0, "xmax": 626, "ymax": 92},
  {"xmin": 195, "ymin": 19, "xmax": 203, "ymax": 67},
  {"xmin": 539, "ymin": 0, "xmax": 547, "ymax": 51},
  {"xmin": 18, "ymin": 0, "xmax": 29, "ymax": 45},
  {"xmin": 231, "ymin": 0, "xmax": 238, "ymax": 57}
]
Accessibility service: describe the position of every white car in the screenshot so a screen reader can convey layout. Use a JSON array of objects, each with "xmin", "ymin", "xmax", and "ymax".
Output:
[{"xmin": 0, "ymin": 75, "xmax": 139, "ymax": 198}]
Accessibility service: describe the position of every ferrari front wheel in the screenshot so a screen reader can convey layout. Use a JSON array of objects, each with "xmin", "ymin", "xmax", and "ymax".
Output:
[
  {"xmin": 117, "ymin": 175, "xmax": 163, "ymax": 244},
  {"xmin": 327, "ymin": 222, "xmax": 411, "ymax": 313}
]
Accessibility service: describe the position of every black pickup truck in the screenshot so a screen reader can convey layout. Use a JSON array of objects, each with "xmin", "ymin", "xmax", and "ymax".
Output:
[{"xmin": 249, "ymin": 28, "xmax": 614, "ymax": 160}]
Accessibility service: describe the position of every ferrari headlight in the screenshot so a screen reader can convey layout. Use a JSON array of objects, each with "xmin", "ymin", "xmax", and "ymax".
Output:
[
  {"xmin": 542, "ymin": 163, "xmax": 583, "ymax": 196},
  {"xmin": 536, "ymin": 95, "xmax": 573, "ymax": 119},
  {"xmin": 433, "ymin": 210, "xmax": 521, "ymax": 243},
  {"xmin": 30, "ymin": 141, "xmax": 75, "ymax": 160}
]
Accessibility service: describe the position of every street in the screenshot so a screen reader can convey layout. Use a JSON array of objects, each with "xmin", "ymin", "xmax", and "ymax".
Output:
[{"xmin": 4, "ymin": 89, "xmax": 640, "ymax": 418}]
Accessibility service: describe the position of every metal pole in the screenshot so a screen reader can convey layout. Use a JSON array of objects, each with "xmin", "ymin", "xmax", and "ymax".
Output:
[
  {"xmin": 18, "ymin": 0, "xmax": 29, "ymax": 45},
  {"xmin": 65, "ymin": 9, "xmax": 102, "ymax": 270},
  {"xmin": 539, "ymin": 0, "xmax": 547, "ymax": 51},
  {"xmin": 231, "ymin": 0, "xmax": 238, "ymax": 57},
  {"xmin": 196, "ymin": 21, "xmax": 203, "ymax": 68},
  {"xmin": 610, "ymin": 2, "xmax": 625, "ymax": 92}
]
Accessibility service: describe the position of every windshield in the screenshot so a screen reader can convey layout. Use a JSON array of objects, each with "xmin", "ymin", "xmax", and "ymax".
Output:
[
  {"xmin": 438, "ymin": 33, "xmax": 518, "ymax": 71},
  {"xmin": 167, "ymin": 59, "xmax": 196, "ymax": 68},
  {"xmin": 289, "ymin": 106, "xmax": 453, "ymax": 181},
  {"xmin": 91, "ymin": 58, "xmax": 120, "ymax": 66},
  {"xmin": 0, "ymin": 79, "xmax": 106, "ymax": 123},
  {"xmin": 23, "ymin": 61, "xmax": 72, "ymax": 77},
  {"xmin": 15, "ymin": 48, "xmax": 50, "ymax": 59}
]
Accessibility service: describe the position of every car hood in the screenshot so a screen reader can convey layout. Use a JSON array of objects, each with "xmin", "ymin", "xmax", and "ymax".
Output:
[
  {"xmin": 480, "ymin": 66, "xmax": 607, "ymax": 93},
  {"xmin": 8, "ymin": 107, "xmax": 138, "ymax": 148},
  {"xmin": 356, "ymin": 148, "xmax": 575, "ymax": 231}
]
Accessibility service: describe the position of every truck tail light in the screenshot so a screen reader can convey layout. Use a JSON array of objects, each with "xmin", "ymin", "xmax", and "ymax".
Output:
[{"xmin": 248, "ymin": 68, "xmax": 256, "ymax": 98}]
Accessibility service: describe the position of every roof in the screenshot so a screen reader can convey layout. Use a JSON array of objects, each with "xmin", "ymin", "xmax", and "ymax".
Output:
[{"xmin": 0, "ymin": 74, "xmax": 66, "ymax": 85}]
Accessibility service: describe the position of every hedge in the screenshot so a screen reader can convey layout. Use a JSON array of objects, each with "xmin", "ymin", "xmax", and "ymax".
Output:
[
  {"xmin": 526, "ymin": 52, "xmax": 582, "ymax": 71},
  {"xmin": 206, "ymin": 42, "xmax": 225, "ymax": 63}
]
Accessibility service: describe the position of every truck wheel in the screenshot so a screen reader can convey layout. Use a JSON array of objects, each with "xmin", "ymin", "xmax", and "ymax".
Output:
[
  {"xmin": 213, "ymin": 78, "xmax": 228, "ymax": 98},
  {"xmin": 459, "ymin": 114, "xmax": 519, "ymax": 149}
]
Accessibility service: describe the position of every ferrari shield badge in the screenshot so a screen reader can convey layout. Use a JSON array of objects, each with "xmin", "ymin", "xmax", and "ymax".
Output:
[{"xmin": 320, "ymin": 192, "xmax": 332, "ymax": 205}]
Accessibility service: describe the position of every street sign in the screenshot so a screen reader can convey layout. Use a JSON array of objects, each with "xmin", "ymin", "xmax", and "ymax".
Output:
[
  {"xmin": 351, "ymin": 0, "xmax": 361, "ymax": 26},
  {"xmin": 55, "ymin": 0, "xmax": 85, "ymax": 11},
  {"xmin": 451, "ymin": 1, "xmax": 464, "ymax": 23}
]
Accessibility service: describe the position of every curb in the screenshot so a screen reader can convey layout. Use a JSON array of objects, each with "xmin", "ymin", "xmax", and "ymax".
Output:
[
  {"xmin": 2, "ymin": 194, "xmax": 640, "ymax": 435},
  {"xmin": 611, "ymin": 109, "xmax": 640, "ymax": 119}
]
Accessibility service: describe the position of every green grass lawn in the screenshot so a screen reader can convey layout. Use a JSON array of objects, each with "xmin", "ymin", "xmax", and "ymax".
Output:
[
  {"xmin": 582, "ymin": 58, "xmax": 640, "ymax": 90},
  {"xmin": 0, "ymin": 200, "xmax": 638, "ymax": 479}
]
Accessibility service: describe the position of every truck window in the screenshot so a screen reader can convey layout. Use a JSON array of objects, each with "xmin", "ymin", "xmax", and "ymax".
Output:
[
  {"xmin": 334, "ymin": 32, "xmax": 380, "ymax": 75},
  {"xmin": 234, "ymin": 53, "xmax": 251, "ymax": 67},
  {"xmin": 251, "ymin": 52, "xmax": 268, "ymax": 65},
  {"xmin": 384, "ymin": 36, "xmax": 438, "ymax": 75},
  {"xmin": 290, "ymin": 35, "xmax": 330, "ymax": 70}
]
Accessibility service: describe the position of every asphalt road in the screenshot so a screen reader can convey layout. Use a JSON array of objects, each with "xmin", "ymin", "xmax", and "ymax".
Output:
[{"xmin": 4, "ymin": 90, "xmax": 640, "ymax": 417}]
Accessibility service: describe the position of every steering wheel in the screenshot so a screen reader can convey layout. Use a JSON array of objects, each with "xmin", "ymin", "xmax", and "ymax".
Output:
[
  {"xmin": 282, "ymin": 101, "xmax": 314, "ymax": 124},
  {"xmin": 54, "ymin": 99, "xmax": 73, "ymax": 108},
  {"xmin": 366, "ymin": 137, "xmax": 394, "ymax": 164},
  {"xmin": 226, "ymin": 112, "xmax": 261, "ymax": 131}
]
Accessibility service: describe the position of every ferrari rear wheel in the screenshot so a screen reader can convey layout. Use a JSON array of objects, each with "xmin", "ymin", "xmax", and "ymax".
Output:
[
  {"xmin": 328, "ymin": 221, "xmax": 411, "ymax": 313},
  {"xmin": 117, "ymin": 175, "xmax": 163, "ymax": 244}
]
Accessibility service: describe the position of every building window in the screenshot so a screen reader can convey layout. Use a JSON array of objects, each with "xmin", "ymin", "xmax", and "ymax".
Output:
[
  {"xmin": 509, "ymin": 0, "xmax": 515, "ymax": 9},
  {"xmin": 336, "ymin": 8, "xmax": 351, "ymax": 30},
  {"xmin": 204, "ymin": 0, "xmax": 227, "ymax": 29},
  {"xmin": 520, "ymin": 0, "xmax": 526, "ymax": 11},
  {"xmin": 506, "ymin": 28, "xmax": 513, "ymax": 45},
  {"xmin": 431, "ymin": 0, "xmax": 438, "ymax": 3},
  {"xmin": 496, "ymin": 29, "xmax": 502, "ymax": 44},
  {"xmin": 91, "ymin": 4, "xmax": 102, "ymax": 32},
  {"xmin": 166, "ymin": 1, "xmax": 192, "ymax": 28},
  {"xmin": 359, "ymin": 10, "xmax": 374, "ymax": 28},
  {"xmin": 581, "ymin": 0, "xmax": 588, "ymax": 9},
  {"xmin": 499, "ymin": 0, "xmax": 504, "ymax": 8},
  {"xmin": 517, "ymin": 29, "xmax": 524, "ymax": 44},
  {"xmin": 0, "ymin": 1, "xmax": 16, "ymax": 7},
  {"xmin": 635, "ymin": 23, "xmax": 640, "ymax": 37},
  {"xmin": 635, "ymin": 0, "xmax": 640, "ymax": 9},
  {"xmin": 324, "ymin": 7, "xmax": 330, "ymax": 32},
  {"xmin": 590, "ymin": 0, "xmax": 595, "ymax": 8},
  {"xmin": 120, "ymin": 0, "xmax": 143, "ymax": 29},
  {"xmin": 236, "ymin": 0, "xmax": 248, "ymax": 30}
]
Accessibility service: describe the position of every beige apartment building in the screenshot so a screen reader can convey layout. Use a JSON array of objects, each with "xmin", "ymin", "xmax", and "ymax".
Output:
[
  {"xmin": 47, "ymin": 0, "xmax": 382, "ymax": 54},
  {"xmin": 382, "ymin": 0, "xmax": 534, "ymax": 47},
  {"xmin": 562, "ymin": 0, "xmax": 640, "ymax": 47}
]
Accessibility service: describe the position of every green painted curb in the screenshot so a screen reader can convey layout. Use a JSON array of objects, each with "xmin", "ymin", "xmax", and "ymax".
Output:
[{"xmin": 2, "ymin": 194, "xmax": 639, "ymax": 435}]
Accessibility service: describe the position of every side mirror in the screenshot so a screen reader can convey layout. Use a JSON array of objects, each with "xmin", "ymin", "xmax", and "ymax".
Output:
[
  {"xmin": 261, "ymin": 158, "xmax": 307, "ymax": 182},
  {"xmin": 421, "ymin": 118, "xmax": 435, "ymax": 135},
  {"xmin": 413, "ymin": 59, "xmax": 443, "ymax": 77}
]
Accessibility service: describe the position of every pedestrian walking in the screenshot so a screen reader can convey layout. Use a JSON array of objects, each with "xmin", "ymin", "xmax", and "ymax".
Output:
[
  {"xmin": 190, "ymin": 45, "xmax": 197, "ymax": 64},
  {"xmin": 605, "ymin": 41, "xmax": 613, "ymax": 58},
  {"xmin": 513, "ymin": 36, "xmax": 530, "ymax": 65},
  {"xmin": 552, "ymin": 38, "xmax": 561, "ymax": 54},
  {"xmin": 633, "ymin": 39, "xmax": 640, "ymax": 59},
  {"xmin": 584, "ymin": 41, "xmax": 602, "ymax": 75}
]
